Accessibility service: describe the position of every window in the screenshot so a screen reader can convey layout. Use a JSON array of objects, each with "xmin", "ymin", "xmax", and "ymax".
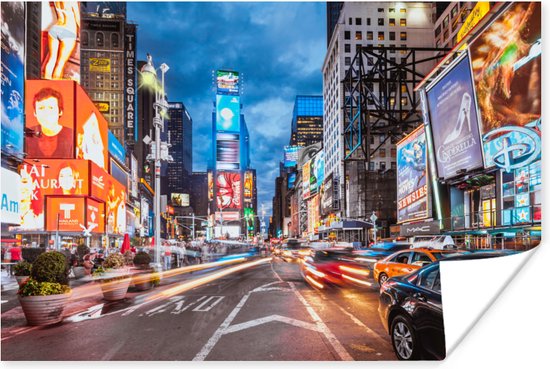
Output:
[
  {"xmin": 401, "ymin": 84, "xmax": 407, "ymax": 93},
  {"xmin": 378, "ymin": 8, "xmax": 384, "ymax": 13},
  {"xmin": 369, "ymin": 162, "xmax": 375, "ymax": 171},
  {"xmin": 400, "ymin": 32, "xmax": 407, "ymax": 41},
  {"xmin": 389, "ymin": 32, "xmax": 395, "ymax": 41},
  {"xmin": 355, "ymin": 44, "xmax": 362, "ymax": 52},
  {"xmin": 349, "ymin": 17, "xmax": 352, "ymax": 25},
  {"xmin": 389, "ymin": 45, "xmax": 396, "ymax": 53},
  {"xmin": 391, "ymin": 161, "xmax": 396, "ymax": 170},
  {"xmin": 355, "ymin": 31, "xmax": 362, "ymax": 40},
  {"xmin": 417, "ymin": 267, "xmax": 440, "ymax": 292},
  {"xmin": 411, "ymin": 252, "xmax": 432, "ymax": 266},
  {"xmin": 378, "ymin": 18, "xmax": 384, "ymax": 26},
  {"xmin": 435, "ymin": 25, "xmax": 441, "ymax": 37},
  {"xmin": 345, "ymin": 57, "xmax": 351, "ymax": 66},
  {"xmin": 380, "ymin": 161, "xmax": 387, "ymax": 171},
  {"xmin": 379, "ymin": 148, "xmax": 386, "ymax": 158},
  {"xmin": 367, "ymin": 31, "xmax": 373, "ymax": 40},
  {"xmin": 451, "ymin": 5, "xmax": 458, "ymax": 19},
  {"xmin": 400, "ymin": 8, "xmax": 406, "ymax": 13},
  {"xmin": 389, "ymin": 8, "xmax": 395, "ymax": 13},
  {"xmin": 366, "ymin": 18, "xmax": 371, "ymax": 26},
  {"xmin": 443, "ymin": 15, "xmax": 449, "ymax": 29},
  {"xmin": 378, "ymin": 32, "xmax": 385, "ymax": 41},
  {"xmin": 391, "ymin": 148, "xmax": 397, "ymax": 158},
  {"xmin": 400, "ymin": 18, "xmax": 407, "ymax": 27},
  {"xmin": 401, "ymin": 97, "xmax": 408, "ymax": 105},
  {"xmin": 96, "ymin": 32, "xmax": 104, "ymax": 47},
  {"xmin": 81, "ymin": 31, "xmax": 89, "ymax": 46},
  {"xmin": 389, "ymin": 18, "xmax": 396, "ymax": 26},
  {"xmin": 344, "ymin": 31, "xmax": 350, "ymax": 40},
  {"xmin": 111, "ymin": 33, "xmax": 119, "ymax": 48},
  {"xmin": 356, "ymin": 17, "xmax": 362, "ymax": 25},
  {"xmin": 345, "ymin": 44, "xmax": 350, "ymax": 53}
]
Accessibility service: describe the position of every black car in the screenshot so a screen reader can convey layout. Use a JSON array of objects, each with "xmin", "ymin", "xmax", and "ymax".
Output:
[{"xmin": 378, "ymin": 251, "xmax": 516, "ymax": 360}]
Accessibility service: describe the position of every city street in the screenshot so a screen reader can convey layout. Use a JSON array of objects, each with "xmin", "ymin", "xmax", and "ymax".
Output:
[{"xmin": 1, "ymin": 258, "xmax": 393, "ymax": 361}]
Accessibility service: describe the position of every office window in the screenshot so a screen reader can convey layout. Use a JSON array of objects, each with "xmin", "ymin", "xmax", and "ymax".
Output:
[
  {"xmin": 380, "ymin": 161, "xmax": 386, "ymax": 170},
  {"xmin": 367, "ymin": 31, "xmax": 373, "ymax": 40},
  {"xmin": 400, "ymin": 18, "xmax": 407, "ymax": 27},
  {"xmin": 391, "ymin": 162, "xmax": 396, "ymax": 170},
  {"xmin": 401, "ymin": 97, "xmax": 408, "ymax": 105},
  {"xmin": 391, "ymin": 148, "xmax": 397, "ymax": 158},
  {"xmin": 451, "ymin": 5, "xmax": 458, "ymax": 18},
  {"xmin": 378, "ymin": 32, "xmax": 385, "ymax": 41},
  {"xmin": 355, "ymin": 31, "xmax": 362, "ymax": 40},
  {"xmin": 400, "ymin": 8, "xmax": 406, "ymax": 13},
  {"xmin": 345, "ymin": 57, "xmax": 351, "ymax": 66},
  {"xmin": 443, "ymin": 15, "xmax": 449, "ymax": 29},
  {"xmin": 344, "ymin": 31, "xmax": 350, "ymax": 40},
  {"xmin": 369, "ymin": 162, "xmax": 375, "ymax": 171},
  {"xmin": 389, "ymin": 18, "xmax": 396, "ymax": 26},
  {"xmin": 400, "ymin": 32, "xmax": 407, "ymax": 41},
  {"xmin": 356, "ymin": 17, "xmax": 362, "ymax": 25},
  {"xmin": 356, "ymin": 44, "xmax": 362, "ymax": 52},
  {"xmin": 345, "ymin": 44, "xmax": 350, "ymax": 53},
  {"xmin": 366, "ymin": 18, "xmax": 371, "ymax": 26},
  {"xmin": 389, "ymin": 57, "xmax": 396, "ymax": 64},
  {"xmin": 401, "ymin": 84, "xmax": 407, "ymax": 93},
  {"xmin": 380, "ymin": 149, "xmax": 386, "ymax": 158},
  {"xmin": 349, "ymin": 17, "xmax": 352, "ymax": 25},
  {"xmin": 378, "ymin": 18, "xmax": 384, "ymax": 26},
  {"xmin": 389, "ymin": 45, "xmax": 396, "ymax": 53},
  {"xmin": 111, "ymin": 33, "xmax": 119, "ymax": 48},
  {"xmin": 378, "ymin": 8, "xmax": 384, "ymax": 13},
  {"xmin": 389, "ymin": 97, "xmax": 396, "ymax": 106},
  {"xmin": 389, "ymin": 8, "xmax": 395, "ymax": 13},
  {"xmin": 96, "ymin": 32, "xmax": 104, "ymax": 47},
  {"xmin": 435, "ymin": 25, "xmax": 441, "ymax": 37},
  {"xmin": 389, "ymin": 31, "xmax": 395, "ymax": 41},
  {"xmin": 82, "ymin": 31, "xmax": 89, "ymax": 46}
]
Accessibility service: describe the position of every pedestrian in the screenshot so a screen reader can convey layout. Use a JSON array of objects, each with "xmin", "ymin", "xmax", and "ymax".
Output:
[
  {"xmin": 8, "ymin": 243, "xmax": 22, "ymax": 276},
  {"xmin": 164, "ymin": 245, "xmax": 172, "ymax": 270}
]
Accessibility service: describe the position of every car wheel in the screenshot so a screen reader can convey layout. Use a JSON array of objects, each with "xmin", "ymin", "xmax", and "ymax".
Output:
[
  {"xmin": 390, "ymin": 315, "xmax": 420, "ymax": 360},
  {"xmin": 378, "ymin": 273, "xmax": 389, "ymax": 285}
]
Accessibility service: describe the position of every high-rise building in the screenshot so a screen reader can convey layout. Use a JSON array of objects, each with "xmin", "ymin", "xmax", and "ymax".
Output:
[
  {"xmin": 167, "ymin": 102, "xmax": 193, "ymax": 198},
  {"xmin": 190, "ymin": 172, "xmax": 208, "ymax": 217},
  {"xmin": 326, "ymin": 2, "xmax": 344, "ymax": 47},
  {"xmin": 289, "ymin": 95, "xmax": 323, "ymax": 147},
  {"xmin": 434, "ymin": 2, "xmax": 476, "ymax": 49},
  {"xmin": 136, "ymin": 60, "xmax": 155, "ymax": 187},
  {"xmin": 323, "ymin": 2, "xmax": 437, "ymax": 219},
  {"xmin": 80, "ymin": 4, "xmax": 128, "ymax": 144}
]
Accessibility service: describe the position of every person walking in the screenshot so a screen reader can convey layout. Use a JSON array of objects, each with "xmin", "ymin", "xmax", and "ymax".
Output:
[
  {"xmin": 163, "ymin": 245, "xmax": 172, "ymax": 270},
  {"xmin": 8, "ymin": 243, "xmax": 22, "ymax": 276}
]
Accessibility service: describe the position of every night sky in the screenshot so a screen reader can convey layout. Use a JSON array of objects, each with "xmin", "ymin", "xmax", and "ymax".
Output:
[{"xmin": 128, "ymin": 2, "xmax": 326, "ymax": 217}]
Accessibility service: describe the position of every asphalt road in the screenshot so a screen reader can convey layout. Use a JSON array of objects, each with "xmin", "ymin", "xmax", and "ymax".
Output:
[{"xmin": 1, "ymin": 258, "xmax": 395, "ymax": 361}]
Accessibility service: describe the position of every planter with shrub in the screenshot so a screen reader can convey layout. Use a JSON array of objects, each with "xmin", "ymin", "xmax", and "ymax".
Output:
[
  {"xmin": 132, "ymin": 252, "xmax": 153, "ymax": 291},
  {"xmin": 93, "ymin": 253, "xmax": 131, "ymax": 301},
  {"xmin": 21, "ymin": 247, "xmax": 45, "ymax": 263},
  {"xmin": 18, "ymin": 251, "xmax": 71, "ymax": 326},
  {"xmin": 13, "ymin": 261, "xmax": 32, "ymax": 286}
]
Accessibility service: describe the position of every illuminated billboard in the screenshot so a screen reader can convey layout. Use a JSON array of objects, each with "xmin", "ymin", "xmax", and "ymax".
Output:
[
  {"xmin": 216, "ymin": 133, "xmax": 240, "ymax": 164},
  {"xmin": 284, "ymin": 146, "xmax": 300, "ymax": 167},
  {"xmin": 171, "ymin": 193, "xmax": 190, "ymax": 207},
  {"xmin": 426, "ymin": 54, "xmax": 484, "ymax": 179},
  {"xmin": 76, "ymin": 85, "xmax": 109, "ymax": 169},
  {"xmin": 216, "ymin": 95, "xmax": 240, "ymax": 132},
  {"xmin": 41, "ymin": 2, "xmax": 80, "ymax": 83},
  {"xmin": 89, "ymin": 58, "xmax": 111, "ymax": 73},
  {"xmin": 110, "ymin": 158, "xmax": 129, "ymax": 192},
  {"xmin": 216, "ymin": 70, "xmax": 240, "ymax": 95},
  {"xmin": 1, "ymin": 168, "xmax": 21, "ymax": 225},
  {"xmin": 46, "ymin": 196, "xmax": 86, "ymax": 232},
  {"xmin": 470, "ymin": 3, "xmax": 541, "ymax": 172},
  {"xmin": 86, "ymin": 198, "xmax": 105, "ymax": 234},
  {"xmin": 216, "ymin": 171, "xmax": 241, "ymax": 210},
  {"xmin": 287, "ymin": 172, "xmax": 297, "ymax": 190},
  {"xmin": 108, "ymin": 131, "xmax": 126, "ymax": 164},
  {"xmin": 1, "ymin": 2, "xmax": 25, "ymax": 157},
  {"xmin": 310, "ymin": 150, "xmax": 325, "ymax": 195},
  {"xmin": 25, "ymin": 80, "xmax": 75, "ymax": 159},
  {"xmin": 396, "ymin": 126, "xmax": 428, "ymax": 223},
  {"xmin": 302, "ymin": 161, "xmax": 311, "ymax": 199},
  {"xmin": 20, "ymin": 160, "xmax": 89, "ymax": 197},
  {"xmin": 208, "ymin": 171, "xmax": 214, "ymax": 201},
  {"xmin": 243, "ymin": 171, "xmax": 253, "ymax": 202}
]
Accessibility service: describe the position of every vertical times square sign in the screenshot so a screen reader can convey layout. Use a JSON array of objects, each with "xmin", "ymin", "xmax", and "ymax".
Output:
[{"xmin": 125, "ymin": 24, "xmax": 137, "ymax": 144}]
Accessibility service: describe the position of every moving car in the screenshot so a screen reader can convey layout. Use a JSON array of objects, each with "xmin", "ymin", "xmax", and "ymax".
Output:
[
  {"xmin": 352, "ymin": 242, "xmax": 412, "ymax": 276},
  {"xmin": 378, "ymin": 251, "xmax": 516, "ymax": 360},
  {"xmin": 410, "ymin": 235, "xmax": 455, "ymax": 250},
  {"xmin": 301, "ymin": 249, "xmax": 373, "ymax": 289},
  {"xmin": 279, "ymin": 239, "xmax": 311, "ymax": 262},
  {"xmin": 373, "ymin": 248, "xmax": 460, "ymax": 285}
]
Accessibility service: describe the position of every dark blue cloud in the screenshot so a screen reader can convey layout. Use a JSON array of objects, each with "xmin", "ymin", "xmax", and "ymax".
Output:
[{"xmin": 128, "ymin": 2, "xmax": 326, "ymax": 216}]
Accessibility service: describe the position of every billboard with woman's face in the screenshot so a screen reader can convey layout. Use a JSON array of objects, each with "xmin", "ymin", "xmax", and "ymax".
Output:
[
  {"xmin": 25, "ymin": 80, "xmax": 75, "ymax": 159},
  {"xmin": 76, "ymin": 85, "xmax": 108, "ymax": 169},
  {"xmin": 20, "ymin": 159, "xmax": 89, "ymax": 197}
]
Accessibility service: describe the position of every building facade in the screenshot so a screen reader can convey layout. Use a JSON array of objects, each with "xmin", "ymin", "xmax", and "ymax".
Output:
[
  {"xmin": 289, "ymin": 95, "xmax": 323, "ymax": 147},
  {"xmin": 167, "ymin": 102, "xmax": 193, "ymax": 199}
]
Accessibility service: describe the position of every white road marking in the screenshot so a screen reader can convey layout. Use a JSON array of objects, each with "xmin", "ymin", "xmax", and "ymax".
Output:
[
  {"xmin": 192, "ymin": 296, "xmax": 225, "ymax": 312},
  {"xmin": 224, "ymin": 314, "xmax": 320, "ymax": 334},
  {"xmin": 1, "ymin": 300, "xmax": 8, "ymax": 304},
  {"xmin": 172, "ymin": 296, "xmax": 206, "ymax": 315},
  {"xmin": 141, "ymin": 296, "xmax": 184, "ymax": 317}
]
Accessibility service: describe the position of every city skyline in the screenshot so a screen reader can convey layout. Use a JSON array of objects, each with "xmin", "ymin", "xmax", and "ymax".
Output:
[{"xmin": 128, "ymin": 2, "xmax": 326, "ymax": 216}]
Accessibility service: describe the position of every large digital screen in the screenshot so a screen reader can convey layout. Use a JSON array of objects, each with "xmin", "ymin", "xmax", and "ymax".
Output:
[
  {"xmin": 86, "ymin": 198, "xmax": 105, "ymax": 234},
  {"xmin": 108, "ymin": 130, "xmax": 126, "ymax": 164},
  {"xmin": 1, "ymin": 2, "xmax": 25, "ymax": 157},
  {"xmin": 130, "ymin": 155, "xmax": 138, "ymax": 198},
  {"xmin": 45, "ymin": 196, "xmax": 86, "ymax": 232},
  {"xmin": 20, "ymin": 159, "xmax": 89, "ymax": 197},
  {"xmin": 208, "ymin": 171, "xmax": 214, "ymax": 201},
  {"xmin": 284, "ymin": 146, "xmax": 300, "ymax": 167},
  {"xmin": 110, "ymin": 158, "xmax": 129, "ymax": 193},
  {"xmin": 397, "ymin": 126, "xmax": 428, "ymax": 223},
  {"xmin": 1, "ymin": 168, "xmax": 21, "ymax": 225},
  {"xmin": 310, "ymin": 150, "xmax": 325, "ymax": 195},
  {"xmin": 41, "ymin": 2, "xmax": 80, "ymax": 83},
  {"xmin": 216, "ymin": 70, "xmax": 240, "ymax": 95},
  {"xmin": 216, "ymin": 133, "xmax": 240, "ymax": 163},
  {"xmin": 243, "ymin": 171, "xmax": 253, "ymax": 202},
  {"xmin": 216, "ymin": 95, "xmax": 240, "ymax": 132},
  {"xmin": 287, "ymin": 172, "xmax": 297, "ymax": 190},
  {"xmin": 216, "ymin": 171, "xmax": 241, "ymax": 210},
  {"xmin": 470, "ymin": 3, "xmax": 541, "ymax": 172},
  {"xmin": 426, "ymin": 54, "xmax": 484, "ymax": 179},
  {"xmin": 25, "ymin": 80, "xmax": 75, "ymax": 159},
  {"xmin": 76, "ymin": 85, "xmax": 109, "ymax": 169},
  {"xmin": 171, "ymin": 193, "xmax": 190, "ymax": 207},
  {"xmin": 302, "ymin": 160, "xmax": 311, "ymax": 199}
]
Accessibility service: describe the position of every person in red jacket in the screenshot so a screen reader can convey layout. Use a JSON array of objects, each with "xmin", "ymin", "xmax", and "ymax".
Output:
[{"xmin": 8, "ymin": 244, "xmax": 22, "ymax": 276}]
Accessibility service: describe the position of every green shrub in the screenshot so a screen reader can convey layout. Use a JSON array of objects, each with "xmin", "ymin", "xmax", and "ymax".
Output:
[
  {"xmin": 30, "ymin": 251, "xmax": 69, "ymax": 285},
  {"xmin": 18, "ymin": 279, "xmax": 70, "ymax": 296},
  {"xmin": 22, "ymin": 248, "xmax": 45, "ymax": 263},
  {"xmin": 133, "ymin": 251, "xmax": 151, "ymax": 267},
  {"xmin": 123, "ymin": 250, "xmax": 134, "ymax": 265},
  {"xmin": 13, "ymin": 261, "xmax": 32, "ymax": 276},
  {"xmin": 76, "ymin": 244, "xmax": 90, "ymax": 262},
  {"xmin": 103, "ymin": 253, "xmax": 125, "ymax": 269}
]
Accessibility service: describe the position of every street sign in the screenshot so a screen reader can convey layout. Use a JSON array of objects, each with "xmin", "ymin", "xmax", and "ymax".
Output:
[{"xmin": 370, "ymin": 213, "xmax": 378, "ymax": 223}]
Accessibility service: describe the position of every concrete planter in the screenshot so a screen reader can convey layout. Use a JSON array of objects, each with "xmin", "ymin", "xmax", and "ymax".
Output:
[
  {"xmin": 132, "ymin": 268, "xmax": 153, "ymax": 291},
  {"xmin": 18, "ymin": 292, "xmax": 72, "ymax": 326},
  {"xmin": 100, "ymin": 277, "xmax": 131, "ymax": 301},
  {"xmin": 15, "ymin": 275, "xmax": 30, "ymax": 286},
  {"xmin": 73, "ymin": 266, "xmax": 87, "ymax": 279}
]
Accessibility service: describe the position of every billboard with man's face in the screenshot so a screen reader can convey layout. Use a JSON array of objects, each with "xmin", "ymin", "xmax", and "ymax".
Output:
[
  {"xmin": 469, "ymin": 2, "xmax": 541, "ymax": 172},
  {"xmin": 25, "ymin": 80, "xmax": 75, "ymax": 159},
  {"xmin": 426, "ymin": 54, "xmax": 484, "ymax": 179},
  {"xmin": 396, "ymin": 126, "xmax": 428, "ymax": 223},
  {"xmin": 41, "ymin": 2, "xmax": 81, "ymax": 83},
  {"xmin": 1, "ymin": 2, "xmax": 25, "ymax": 157}
]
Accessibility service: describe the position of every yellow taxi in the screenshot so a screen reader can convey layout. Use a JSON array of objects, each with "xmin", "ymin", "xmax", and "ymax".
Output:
[{"xmin": 373, "ymin": 248, "xmax": 460, "ymax": 285}]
